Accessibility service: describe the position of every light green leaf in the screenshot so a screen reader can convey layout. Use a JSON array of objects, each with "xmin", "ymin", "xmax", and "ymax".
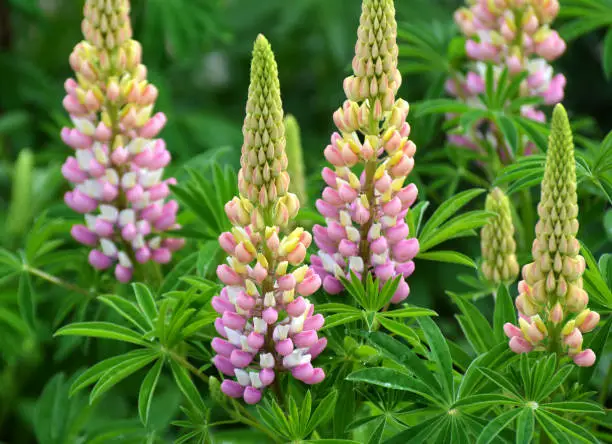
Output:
[
  {"xmin": 138, "ymin": 358, "xmax": 164, "ymax": 425},
  {"xmin": 417, "ymin": 250, "xmax": 476, "ymax": 268},
  {"xmin": 55, "ymin": 322, "xmax": 149, "ymax": 347}
]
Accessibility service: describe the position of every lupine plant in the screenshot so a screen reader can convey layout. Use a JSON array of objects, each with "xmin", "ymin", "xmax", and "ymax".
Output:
[{"xmin": 0, "ymin": 0, "xmax": 611, "ymax": 443}]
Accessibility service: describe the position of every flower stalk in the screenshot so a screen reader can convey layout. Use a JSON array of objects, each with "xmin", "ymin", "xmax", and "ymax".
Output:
[{"xmin": 311, "ymin": 0, "xmax": 419, "ymax": 304}]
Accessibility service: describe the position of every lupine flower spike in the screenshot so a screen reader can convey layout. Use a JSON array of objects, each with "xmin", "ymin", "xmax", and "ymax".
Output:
[
  {"xmin": 481, "ymin": 187, "xmax": 519, "ymax": 288},
  {"xmin": 311, "ymin": 0, "xmax": 419, "ymax": 304},
  {"xmin": 284, "ymin": 115, "xmax": 308, "ymax": 205},
  {"xmin": 61, "ymin": 0, "xmax": 183, "ymax": 282},
  {"xmin": 211, "ymin": 35, "xmax": 326, "ymax": 404},
  {"xmin": 504, "ymin": 104, "xmax": 599, "ymax": 367},
  {"xmin": 450, "ymin": 0, "xmax": 565, "ymax": 161}
]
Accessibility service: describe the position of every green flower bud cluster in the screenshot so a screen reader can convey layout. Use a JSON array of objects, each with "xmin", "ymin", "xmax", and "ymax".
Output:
[{"xmin": 481, "ymin": 187, "xmax": 519, "ymax": 286}]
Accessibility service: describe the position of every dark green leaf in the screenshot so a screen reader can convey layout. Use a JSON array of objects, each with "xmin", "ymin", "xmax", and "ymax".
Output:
[
  {"xmin": 493, "ymin": 284, "xmax": 516, "ymax": 343},
  {"xmin": 54, "ymin": 322, "xmax": 149, "ymax": 347},
  {"xmin": 515, "ymin": 408, "xmax": 534, "ymax": 444},
  {"xmin": 18, "ymin": 271, "xmax": 36, "ymax": 332},
  {"xmin": 476, "ymin": 408, "xmax": 521, "ymax": 444}
]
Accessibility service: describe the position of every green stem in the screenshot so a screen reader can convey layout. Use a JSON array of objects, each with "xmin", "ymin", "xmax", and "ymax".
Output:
[
  {"xmin": 599, "ymin": 361, "xmax": 612, "ymax": 406},
  {"xmin": 24, "ymin": 265, "xmax": 94, "ymax": 298}
]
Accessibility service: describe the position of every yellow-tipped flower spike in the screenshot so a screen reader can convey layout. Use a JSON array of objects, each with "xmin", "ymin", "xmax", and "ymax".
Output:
[
  {"xmin": 522, "ymin": 104, "xmax": 584, "ymax": 312},
  {"xmin": 481, "ymin": 187, "xmax": 519, "ymax": 286},
  {"xmin": 238, "ymin": 35, "xmax": 291, "ymax": 213},
  {"xmin": 506, "ymin": 104, "xmax": 598, "ymax": 368}
]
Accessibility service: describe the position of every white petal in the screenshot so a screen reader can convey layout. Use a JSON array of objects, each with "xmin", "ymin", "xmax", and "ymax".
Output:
[
  {"xmin": 234, "ymin": 369, "xmax": 250, "ymax": 386},
  {"xmin": 225, "ymin": 328, "xmax": 242, "ymax": 346},
  {"xmin": 260, "ymin": 353, "xmax": 275, "ymax": 368},
  {"xmin": 119, "ymin": 209, "xmax": 135, "ymax": 226},
  {"xmin": 249, "ymin": 372, "xmax": 263, "ymax": 388},
  {"xmin": 84, "ymin": 214, "xmax": 97, "ymax": 231},
  {"xmin": 121, "ymin": 172, "xmax": 138, "ymax": 189},
  {"xmin": 346, "ymin": 226, "xmax": 361, "ymax": 242},
  {"xmin": 99, "ymin": 205, "xmax": 119, "ymax": 222},
  {"xmin": 100, "ymin": 238, "xmax": 118, "ymax": 257},
  {"xmin": 118, "ymin": 251, "xmax": 132, "ymax": 267}
]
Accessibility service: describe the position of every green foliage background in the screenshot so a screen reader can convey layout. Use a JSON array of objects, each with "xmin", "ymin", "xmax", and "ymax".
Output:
[{"xmin": 0, "ymin": 0, "xmax": 611, "ymax": 442}]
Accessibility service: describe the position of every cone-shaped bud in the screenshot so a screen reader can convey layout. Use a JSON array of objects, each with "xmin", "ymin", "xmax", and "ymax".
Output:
[
  {"xmin": 239, "ymin": 35, "xmax": 290, "ymax": 213},
  {"xmin": 506, "ymin": 104, "xmax": 599, "ymax": 366},
  {"xmin": 344, "ymin": 0, "xmax": 400, "ymax": 111},
  {"xmin": 481, "ymin": 187, "xmax": 519, "ymax": 286},
  {"xmin": 284, "ymin": 115, "xmax": 308, "ymax": 205},
  {"xmin": 313, "ymin": 0, "xmax": 418, "ymax": 305},
  {"xmin": 61, "ymin": 0, "xmax": 182, "ymax": 282},
  {"xmin": 212, "ymin": 35, "xmax": 325, "ymax": 405}
]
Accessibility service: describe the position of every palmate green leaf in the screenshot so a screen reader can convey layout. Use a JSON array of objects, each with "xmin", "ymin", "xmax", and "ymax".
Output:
[
  {"xmin": 449, "ymin": 292, "xmax": 496, "ymax": 354},
  {"xmin": 305, "ymin": 390, "xmax": 338, "ymax": 437},
  {"xmin": 418, "ymin": 317, "xmax": 454, "ymax": 402},
  {"xmin": 98, "ymin": 295, "xmax": 150, "ymax": 333},
  {"xmin": 169, "ymin": 358, "xmax": 205, "ymax": 412},
  {"xmin": 375, "ymin": 317, "xmax": 422, "ymax": 348},
  {"xmin": 536, "ymin": 409, "xmax": 599, "ymax": 444},
  {"xmin": 366, "ymin": 417, "xmax": 386, "ymax": 444},
  {"xmin": 299, "ymin": 391, "xmax": 312, "ymax": 436},
  {"xmin": 416, "ymin": 250, "xmax": 476, "ymax": 268},
  {"xmin": 452, "ymin": 394, "xmax": 518, "ymax": 410},
  {"xmin": 379, "ymin": 306, "xmax": 437, "ymax": 319},
  {"xmin": 540, "ymin": 402, "xmax": 604, "ymax": 415},
  {"xmin": 579, "ymin": 316, "xmax": 612, "ymax": 385},
  {"xmin": 158, "ymin": 251, "xmax": 198, "ymax": 296},
  {"xmin": 414, "ymin": 99, "xmax": 472, "ymax": 117},
  {"xmin": 322, "ymin": 313, "xmax": 363, "ymax": 330},
  {"xmin": 407, "ymin": 200, "xmax": 430, "ymax": 239},
  {"xmin": 367, "ymin": 332, "xmax": 443, "ymax": 398},
  {"xmin": 55, "ymin": 322, "xmax": 149, "ymax": 347},
  {"xmin": 0, "ymin": 247, "xmax": 21, "ymax": 269},
  {"xmin": 496, "ymin": 115, "xmax": 518, "ymax": 156},
  {"xmin": 132, "ymin": 283, "xmax": 158, "ymax": 325},
  {"xmin": 70, "ymin": 349, "xmax": 156, "ymax": 395},
  {"xmin": 419, "ymin": 189, "xmax": 485, "ymax": 241},
  {"xmin": 339, "ymin": 271, "xmax": 367, "ymax": 308},
  {"xmin": 138, "ymin": 358, "xmax": 164, "ymax": 426},
  {"xmin": 580, "ymin": 242, "xmax": 612, "ymax": 310},
  {"xmin": 516, "ymin": 408, "xmax": 535, "ymax": 444},
  {"xmin": 196, "ymin": 240, "xmax": 221, "ymax": 278},
  {"xmin": 514, "ymin": 117, "xmax": 549, "ymax": 152},
  {"xmin": 493, "ymin": 284, "xmax": 516, "ymax": 344},
  {"xmin": 385, "ymin": 414, "xmax": 446, "ymax": 444},
  {"xmin": 419, "ymin": 210, "xmax": 494, "ymax": 253},
  {"xmin": 18, "ymin": 271, "xmax": 36, "ymax": 332},
  {"xmin": 316, "ymin": 303, "xmax": 362, "ymax": 314},
  {"xmin": 89, "ymin": 350, "xmax": 159, "ymax": 404},
  {"xmin": 476, "ymin": 408, "xmax": 521, "ymax": 444},
  {"xmin": 495, "ymin": 155, "xmax": 546, "ymax": 186},
  {"xmin": 477, "ymin": 367, "xmax": 522, "ymax": 399},
  {"xmin": 535, "ymin": 365, "xmax": 573, "ymax": 402},
  {"xmin": 346, "ymin": 368, "xmax": 444, "ymax": 407}
]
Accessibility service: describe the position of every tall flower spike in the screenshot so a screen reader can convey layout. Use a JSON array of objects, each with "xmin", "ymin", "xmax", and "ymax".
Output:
[
  {"xmin": 312, "ymin": 0, "xmax": 419, "ymax": 304},
  {"xmin": 212, "ymin": 35, "xmax": 326, "ymax": 405},
  {"xmin": 504, "ymin": 104, "xmax": 598, "ymax": 367},
  {"xmin": 481, "ymin": 187, "xmax": 519, "ymax": 287},
  {"xmin": 284, "ymin": 115, "xmax": 308, "ymax": 205},
  {"xmin": 449, "ymin": 0, "xmax": 566, "ymax": 162},
  {"xmin": 61, "ymin": 0, "xmax": 183, "ymax": 282}
]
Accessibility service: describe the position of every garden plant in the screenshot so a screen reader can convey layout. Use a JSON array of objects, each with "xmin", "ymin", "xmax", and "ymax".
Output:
[{"xmin": 0, "ymin": 0, "xmax": 612, "ymax": 442}]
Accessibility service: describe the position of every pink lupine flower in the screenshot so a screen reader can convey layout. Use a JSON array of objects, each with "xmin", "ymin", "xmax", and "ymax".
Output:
[
  {"xmin": 211, "ymin": 35, "xmax": 326, "ymax": 404},
  {"xmin": 311, "ymin": 0, "xmax": 419, "ymax": 304},
  {"xmin": 449, "ymin": 0, "xmax": 566, "ymax": 162},
  {"xmin": 61, "ymin": 0, "xmax": 183, "ymax": 282}
]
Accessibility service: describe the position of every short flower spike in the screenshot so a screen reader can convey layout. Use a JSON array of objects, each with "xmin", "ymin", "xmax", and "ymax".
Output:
[
  {"xmin": 212, "ymin": 35, "xmax": 326, "ymax": 404},
  {"xmin": 61, "ymin": 0, "xmax": 183, "ymax": 282},
  {"xmin": 481, "ymin": 187, "xmax": 519, "ymax": 286},
  {"xmin": 504, "ymin": 104, "xmax": 599, "ymax": 367},
  {"xmin": 311, "ymin": 0, "xmax": 419, "ymax": 304}
]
